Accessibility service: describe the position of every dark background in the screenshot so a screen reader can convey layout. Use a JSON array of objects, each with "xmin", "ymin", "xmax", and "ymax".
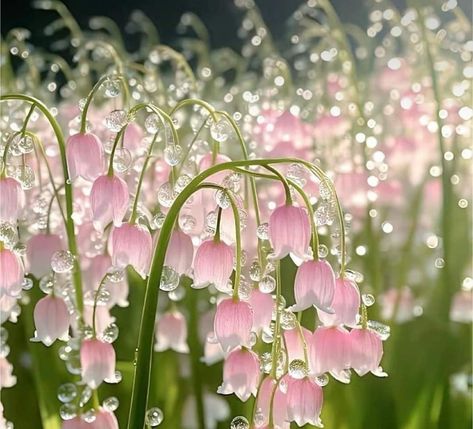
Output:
[{"xmin": 0, "ymin": 0, "xmax": 405, "ymax": 50}]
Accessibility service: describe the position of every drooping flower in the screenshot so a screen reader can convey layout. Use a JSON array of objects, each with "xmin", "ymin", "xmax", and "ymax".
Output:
[
  {"xmin": 155, "ymin": 310, "xmax": 189, "ymax": 353},
  {"xmin": 0, "ymin": 357, "xmax": 16, "ymax": 389},
  {"xmin": 283, "ymin": 326, "xmax": 312, "ymax": 364},
  {"xmin": 90, "ymin": 174, "xmax": 129, "ymax": 231},
  {"xmin": 165, "ymin": 229, "xmax": 194, "ymax": 275},
  {"xmin": 26, "ymin": 233, "xmax": 63, "ymax": 279},
  {"xmin": 309, "ymin": 326, "xmax": 351, "ymax": 381},
  {"xmin": 193, "ymin": 239, "xmax": 234, "ymax": 292},
  {"xmin": 269, "ymin": 204, "xmax": 311, "ymax": 261},
  {"xmin": 292, "ymin": 259, "xmax": 336, "ymax": 313},
  {"xmin": 317, "ymin": 277, "xmax": 360, "ymax": 327},
  {"xmin": 109, "ymin": 223, "xmax": 152, "ymax": 279},
  {"xmin": 214, "ymin": 298, "xmax": 253, "ymax": 353},
  {"xmin": 349, "ymin": 327, "xmax": 387, "ymax": 377},
  {"xmin": 31, "ymin": 295, "xmax": 70, "ymax": 346},
  {"xmin": 286, "ymin": 376, "xmax": 324, "ymax": 427},
  {"xmin": 66, "ymin": 132, "xmax": 104, "ymax": 181},
  {"xmin": 0, "ymin": 248, "xmax": 24, "ymax": 297},
  {"xmin": 0, "ymin": 176, "xmax": 25, "ymax": 223},
  {"xmin": 248, "ymin": 288, "xmax": 273, "ymax": 331},
  {"xmin": 182, "ymin": 392, "xmax": 230, "ymax": 429},
  {"xmin": 255, "ymin": 376, "xmax": 289, "ymax": 428},
  {"xmin": 80, "ymin": 339, "xmax": 116, "ymax": 389},
  {"xmin": 91, "ymin": 409, "xmax": 119, "ymax": 429},
  {"xmin": 217, "ymin": 347, "xmax": 260, "ymax": 401}
]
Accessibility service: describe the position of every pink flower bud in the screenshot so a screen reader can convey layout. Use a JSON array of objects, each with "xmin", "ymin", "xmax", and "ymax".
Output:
[
  {"xmin": 286, "ymin": 376, "xmax": 323, "ymax": 427},
  {"xmin": 317, "ymin": 277, "xmax": 360, "ymax": 327},
  {"xmin": 0, "ymin": 177, "xmax": 25, "ymax": 223},
  {"xmin": 90, "ymin": 174, "xmax": 129, "ymax": 231},
  {"xmin": 349, "ymin": 328, "xmax": 387, "ymax": 377},
  {"xmin": 217, "ymin": 347, "xmax": 259, "ymax": 401},
  {"xmin": 66, "ymin": 133, "xmax": 104, "ymax": 181},
  {"xmin": 0, "ymin": 248, "xmax": 24, "ymax": 297},
  {"xmin": 31, "ymin": 295, "xmax": 70, "ymax": 346},
  {"xmin": 0, "ymin": 357, "xmax": 16, "ymax": 388},
  {"xmin": 214, "ymin": 298, "xmax": 253, "ymax": 353},
  {"xmin": 193, "ymin": 240, "xmax": 234, "ymax": 292},
  {"xmin": 248, "ymin": 288, "xmax": 273, "ymax": 331},
  {"xmin": 109, "ymin": 223, "xmax": 152, "ymax": 279},
  {"xmin": 26, "ymin": 233, "xmax": 63, "ymax": 279},
  {"xmin": 269, "ymin": 205, "xmax": 311, "ymax": 261},
  {"xmin": 292, "ymin": 259, "xmax": 336, "ymax": 313},
  {"xmin": 309, "ymin": 326, "xmax": 351, "ymax": 378},
  {"xmin": 80, "ymin": 339, "xmax": 116, "ymax": 389},
  {"xmin": 91, "ymin": 409, "xmax": 119, "ymax": 429},
  {"xmin": 155, "ymin": 310, "xmax": 189, "ymax": 353},
  {"xmin": 165, "ymin": 229, "xmax": 194, "ymax": 275}
]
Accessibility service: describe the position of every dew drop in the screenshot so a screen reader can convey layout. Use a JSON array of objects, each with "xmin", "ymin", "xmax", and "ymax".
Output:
[
  {"xmin": 230, "ymin": 416, "xmax": 250, "ymax": 429},
  {"xmin": 362, "ymin": 293, "xmax": 375, "ymax": 307},
  {"xmin": 289, "ymin": 359, "xmax": 308, "ymax": 379},
  {"xmin": 145, "ymin": 407, "xmax": 164, "ymax": 426},
  {"xmin": 51, "ymin": 250, "xmax": 75, "ymax": 273}
]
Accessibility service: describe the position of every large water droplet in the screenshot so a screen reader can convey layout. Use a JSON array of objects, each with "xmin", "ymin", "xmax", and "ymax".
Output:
[
  {"xmin": 145, "ymin": 407, "xmax": 164, "ymax": 426},
  {"xmin": 57, "ymin": 383, "xmax": 78, "ymax": 403},
  {"xmin": 105, "ymin": 110, "xmax": 128, "ymax": 132},
  {"xmin": 163, "ymin": 144, "xmax": 183, "ymax": 166},
  {"xmin": 159, "ymin": 266, "xmax": 179, "ymax": 291},
  {"xmin": 230, "ymin": 416, "xmax": 250, "ymax": 429},
  {"xmin": 51, "ymin": 250, "xmax": 75, "ymax": 273},
  {"xmin": 259, "ymin": 275, "xmax": 276, "ymax": 293},
  {"xmin": 289, "ymin": 359, "xmax": 308, "ymax": 379}
]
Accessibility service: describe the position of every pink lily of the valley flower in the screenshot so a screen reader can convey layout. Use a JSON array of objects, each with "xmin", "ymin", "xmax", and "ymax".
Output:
[
  {"xmin": 155, "ymin": 310, "xmax": 189, "ymax": 353},
  {"xmin": 31, "ymin": 295, "xmax": 70, "ymax": 346},
  {"xmin": 80, "ymin": 338, "xmax": 116, "ymax": 389},
  {"xmin": 349, "ymin": 327, "xmax": 387, "ymax": 377},
  {"xmin": 0, "ymin": 357, "xmax": 16, "ymax": 389},
  {"xmin": 291, "ymin": 259, "xmax": 336, "ymax": 313},
  {"xmin": 90, "ymin": 174, "xmax": 129, "ymax": 231},
  {"xmin": 217, "ymin": 347, "xmax": 260, "ymax": 401},
  {"xmin": 0, "ymin": 248, "xmax": 24, "ymax": 297},
  {"xmin": 317, "ymin": 277, "xmax": 360, "ymax": 327},
  {"xmin": 165, "ymin": 229, "xmax": 194, "ymax": 275},
  {"xmin": 109, "ymin": 223, "xmax": 152, "ymax": 279},
  {"xmin": 255, "ymin": 376, "xmax": 289, "ymax": 429},
  {"xmin": 90, "ymin": 408, "xmax": 119, "ymax": 429},
  {"xmin": 62, "ymin": 416, "xmax": 89, "ymax": 429},
  {"xmin": 248, "ymin": 288, "xmax": 273, "ymax": 332},
  {"xmin": 269, "ymin": 204, "xmax": 311, "ymax": 262},
  {"xmin": 0, "ymin": 176, "xmax": 25, "ymax": 223},
  {"xmin": 26, "ymin": 233, "xmax": 63, "ymax": 279},
  {"xmin": 193, "ymin": 239, "xmax": 234, "ymax": 292},
  {"xmin": 66, "ymin": 132, "xmax": 104, "ymax": 181},
  {"xmin": 309, "ymin": 325, "xmax": 352, "ymax": 382},
  {"xmin": 286, "ymin": 376, "xmax": 324, "ymax": 427},
  {"xmin": 214, "ymin": 298, "xmax": 253, "ymax": 353}
]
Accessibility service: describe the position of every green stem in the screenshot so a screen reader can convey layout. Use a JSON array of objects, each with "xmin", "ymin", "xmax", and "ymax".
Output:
[
  {"xmin": 92, "ymin": 274, "xmax": 109, "ymax": 338},
  {"xmin": 270, "ymin": 261, "xmax": 282, "ymax": 380},
  {"xmin": 263, "ymin": 165, "xmax": 292, "ymax": 205},
  {"xmin": 107, "ymin": 128, "xmax": 126, "ymax": 176},
  {"xmin": 127, "ymin": 158, "xmax": 323, "ymax": 429},
  {"xmin": 0, "ymin": 94, "xmax": 84, "ymax": 315}
]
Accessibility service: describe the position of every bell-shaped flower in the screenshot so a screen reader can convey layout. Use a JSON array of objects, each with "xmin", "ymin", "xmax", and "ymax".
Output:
[
  {"xmin": 0, "ymin": 294, "xmax": 18, "ymax": 324},
  {"xmin": 349, "ymin": 327, "xmax": 387, "ymax": 377},
  {"xmin": 155, "ymin": 310, "xmax": 189, "ymax": 353},
  {"xmin": 217, "ymin": 347, "xmax": 260, "ymax": 401},
  {"xmin": 286, "ymin": 376, "xmax": 323, "ymax": 427},
  {"xmin": 90, "ymin": 174, "xmax": 129, "ymax": 231},
  {"xmin": 309, "ymin": 326, "xmax": 351, "ymax": 381},
  {"xmin": 317, "ymin": 277, "xmax": 360, "ymax": 327},
  {"xmin": 0, "ymin": 357, "xmax": 16, "ymax": 388},
  {"xmin": 80, "ymin": 338, "xmax": 116, "ymax": 389},
  {"xmin": 193, "ymin": 239, "xmax": 234, "ymax": 292},
  {"xmin": 248, "ymin": 288, "xmax": 273, "ymax": 331},
  {"xmin": 165, "ymin": 229, "xmax": 194, "ymax": 275},
  {"xmin": 26, "ymin": 233, "xmax": 63, "ymax": 279},
  {"xmin": 66, "ymin": 132, "xmax": 104, "ymax": 181},
  {"xmin": 109, "ymin": 223, "xmax": 152, "ymax": 279},
  {"xmin": 182, "ymin": 392, "xmax": 230, "ymax": 429},
  {"xmin": 0, "ymin": 248, "xmax": 24, "ymax": 297},
  {"xmin": 201, "ymin": 333, "xmax": 225, "ymax": 366},
  {"xmin": 284, "ymin": 326, "xmax": 312, "ymax": 364},
  {"xmin": 0, "ymin": 176, "xmax": 24, "ymax": 223},
  {"xmin": 269, "ymin": 204, "xmax": 311, "ymax": 261},
  {"xmin": 83, "ymin": 305, "xmax": 115, "ymax": 338},
  {"xmin": 291, "ymin": 259, "xmax": 335, "ymax": 313},
  {"xmin": 91, "ymin": 409, "xmax": 119, "ymax": 429},
  {"xmin": 31, "ymin": 295, "xmax": 70, "ymax": 346},
  {"xmin": 255, "ymin": 375, "xmax": 289, "ymax": 428},
  {"xmin": 214, "ymin": 298, "xmax": 253, "ymax": 353}
]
